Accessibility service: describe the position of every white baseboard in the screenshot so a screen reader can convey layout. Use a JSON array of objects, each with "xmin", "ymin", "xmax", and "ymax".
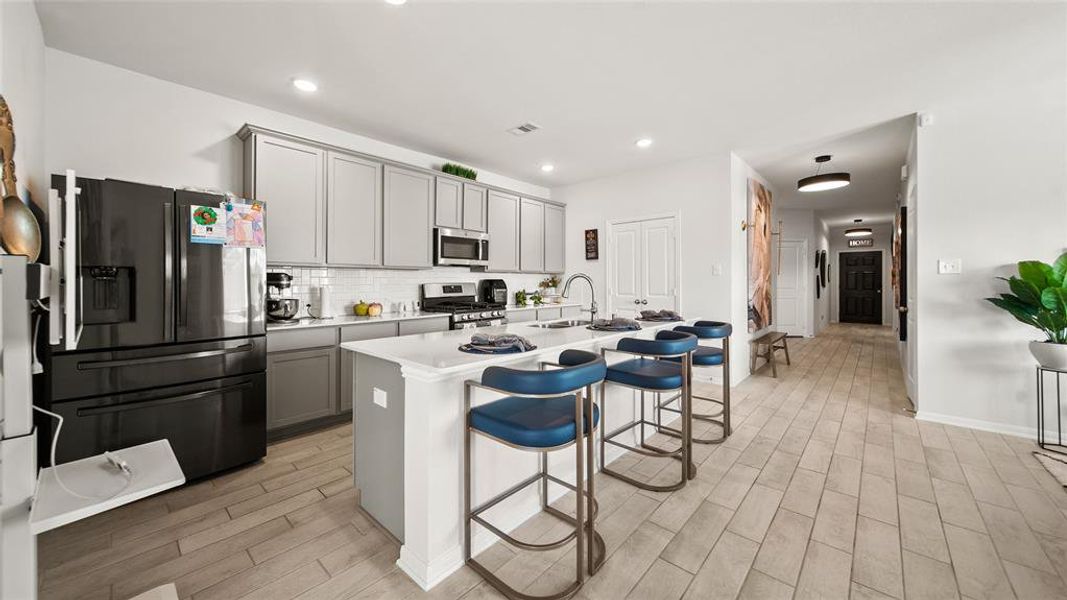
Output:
[{"xmin": 914, "ymin": 410, "xmax": 1043, "ymax": 441}]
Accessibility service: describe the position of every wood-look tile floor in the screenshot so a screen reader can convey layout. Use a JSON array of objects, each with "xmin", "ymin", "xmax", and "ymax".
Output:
[{"xmin": 37, "ymin": 324, "xmax": 1067, "ymax": 600}]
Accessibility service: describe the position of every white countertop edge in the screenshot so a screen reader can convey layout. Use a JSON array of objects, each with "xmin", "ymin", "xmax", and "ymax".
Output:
[
  {"xmin": 267, "ymin": 311, "xmax": 448, "ymax": 331},
  {"xmin": 504, "ymin": 302, "xmax": 583, "ymax": 312},
  {"xmin": 342, "ymin": 319, "xmax": 692, "ymax": 382}
]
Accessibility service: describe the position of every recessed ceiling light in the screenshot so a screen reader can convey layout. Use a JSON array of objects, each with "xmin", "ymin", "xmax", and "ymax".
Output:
[
  {"xmin": 635, "ymin": 138, "xmax": 653, "ymax": 149},
  {"xmin": 540, "ymin": 164, "xmax": 555, "ymax": 173},
  {"xmin": 798, "ymin": 154, "xmax": 851, "ymax": 192},
  {"xmin": 292, "ymin": 78, "xmax": 318, "ymax": 93},
  {"xmin": 385, "ymin": 0, "xmax": 407, "ymax": 5}
]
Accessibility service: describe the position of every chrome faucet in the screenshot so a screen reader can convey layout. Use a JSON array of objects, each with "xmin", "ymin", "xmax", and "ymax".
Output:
[{"xmin": 561, "ymin": 273, "xmax": 598, "ymax": 322}]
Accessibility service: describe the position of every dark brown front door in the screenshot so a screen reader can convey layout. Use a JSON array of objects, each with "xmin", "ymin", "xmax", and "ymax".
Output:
[{"xmin": 840, "ymin": 251, "xmax": 883, "ymax": 324}]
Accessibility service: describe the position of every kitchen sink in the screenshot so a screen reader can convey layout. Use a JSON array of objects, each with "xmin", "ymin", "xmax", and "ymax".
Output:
[{"xmin": 529, "ymin": 319, "xmax": 591, "ymax": 329}]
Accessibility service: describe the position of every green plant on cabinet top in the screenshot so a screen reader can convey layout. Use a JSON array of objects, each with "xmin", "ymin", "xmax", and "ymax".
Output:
[{"xmin": 441, "ymin": 163, "xmax": 478, "ymax": 181}]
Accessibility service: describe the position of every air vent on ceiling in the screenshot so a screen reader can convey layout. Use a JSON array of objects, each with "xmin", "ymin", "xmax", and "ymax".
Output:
[{"xmin": 507, "ymin": 122, "xmax": 542, "ymax": 136}]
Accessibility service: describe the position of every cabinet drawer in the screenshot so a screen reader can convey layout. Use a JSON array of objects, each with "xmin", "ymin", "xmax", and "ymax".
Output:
[
  {"xmin": 536, "ymin": 307, "xmax": 562, "ymax": 321},
  {"xmin": 340, "ymin": 321, "xmax": 399, "ymax": 343},
  {"xmin": 268, "ymin": 328, "xmax": 338, "ymax": 353},
  {"xmin": 506, "ymin": 309, "xmax": 536, "ymax": 323},
  {"xmin": 398, "ymin": 317, "xmax": 449, "ymax": 336}
]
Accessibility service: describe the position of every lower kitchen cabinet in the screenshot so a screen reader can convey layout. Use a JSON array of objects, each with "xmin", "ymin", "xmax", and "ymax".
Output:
[{"xmin": 267, "ymin": 347, "xmax": 338, "ymax": 430}]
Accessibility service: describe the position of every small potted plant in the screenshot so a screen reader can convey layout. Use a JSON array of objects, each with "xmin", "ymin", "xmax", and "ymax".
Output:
[
  {"xmin": 531, "ymin": 291, "xmax": 544, "ymax": 306},
  {"xmin": 514, "ymin": 289, "xmax": 528, "ymax": 306},
  {"xmin": 986, "ymin": 252, "xmax": 1067, "ymax": 369},
  {"xmin": 540, "ymin": 275, "xmax": 560, "ymax": 296}
]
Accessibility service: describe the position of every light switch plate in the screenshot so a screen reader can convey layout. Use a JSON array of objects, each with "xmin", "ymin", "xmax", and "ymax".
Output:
[
  {"xmin": 373, "ymin": 387, "xmax": 388, "ymax": 408},
  {"xmin": 938, "ymin": 258, "xmax": 962, "ymax": 274}
]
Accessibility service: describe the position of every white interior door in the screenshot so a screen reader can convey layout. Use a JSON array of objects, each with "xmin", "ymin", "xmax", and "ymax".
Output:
[
  {"xmin": 774, "ymin": 239, "xmax": 807, "ymax": 336},
  {"xmin": 642, "ymin": 218, "xmax": 677, "ymax": 311},
  {"xmin": 610, "ymin": 221, "xmax": 642, "ymax": 314},
  {"xmin": 609, "ymin": 216, "xmax": 678, "ymax": 316}
]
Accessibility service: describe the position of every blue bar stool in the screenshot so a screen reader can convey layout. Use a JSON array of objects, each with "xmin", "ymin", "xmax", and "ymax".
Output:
[
  {"xmin": 657, "ymin": 321, "xmax": 733, "ymax": 444},
  {"xmin": 599, "ymin": 330, "xmax": 698, "ymax": 492},
  {"xmin": 464, "ymin": 349, "xmax": 607, "ymax": 599}
]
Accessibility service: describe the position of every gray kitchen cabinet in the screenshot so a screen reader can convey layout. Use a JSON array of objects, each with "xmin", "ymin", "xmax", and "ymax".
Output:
[
  {"xmin": 398, "ymin": 317, "xmax": 450, "ymax": 336},
  {"xmin": 328, "ymin": 152, "xmax": 383, "ymax": 266},
  {"xmin": 462, "ymin": 183, "xmax": 488, "ymax": 232},
  {"xmin": 488, "ymin": 190, "xmax": 521, "ymax": 272},
  {"xmin": 384, "ymin": 166, "xmax": 434, "ymax": 268},
  {"xmin": 520, "ymin": 198, "xmax": 545, "ymax": 273},
  {"xmin": 536, "ymin": 307, "xmax": 562, "ymax": 321},
  {"xmin": 506, "ymin": 308, "xmax": 536, "ymax": 323},
  {"xmin": 267, "ymin": 347, "xmax": 337, "ymax": 430},
  {"xmin": 544, "ymin": 203, "xmax": 565, "ymax": 273},
  {"xmin": 435, "ymin": 178, "xmax": 463, "ymax": 230},
  {"xmin": 244, "ymin": 133, "xmax": 326, "ymax": 265}
]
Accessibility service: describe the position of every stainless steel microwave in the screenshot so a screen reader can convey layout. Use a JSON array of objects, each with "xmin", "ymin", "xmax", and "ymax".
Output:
[{"xmin": 434, "ymin": 228, "xmax": 490, "ymax": 267}]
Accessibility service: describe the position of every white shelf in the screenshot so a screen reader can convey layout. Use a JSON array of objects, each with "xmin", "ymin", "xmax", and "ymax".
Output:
[{"xmin": 30, "ymin": 439, "xmax": 185, "ymax": 534}]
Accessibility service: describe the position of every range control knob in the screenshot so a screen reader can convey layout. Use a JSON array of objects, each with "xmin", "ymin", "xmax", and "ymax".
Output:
[{"xmin": 480, "ymin": 312, "xmax": 490, "ymax": 318}]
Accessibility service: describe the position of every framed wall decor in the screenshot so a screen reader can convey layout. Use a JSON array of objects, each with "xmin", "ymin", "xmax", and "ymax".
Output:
[
  {"xmin": 585, "ymin": 228, "xmax": 599, "ymax": 260},
  {"xmin": 747, "ymin": 179, "xmax": 773, "ymax": 332}
]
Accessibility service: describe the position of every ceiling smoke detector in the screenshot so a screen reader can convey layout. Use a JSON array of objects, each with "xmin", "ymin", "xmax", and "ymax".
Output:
[{"xmin": 507, "ymin": 122, "xmax": 542, "ymax": 136}]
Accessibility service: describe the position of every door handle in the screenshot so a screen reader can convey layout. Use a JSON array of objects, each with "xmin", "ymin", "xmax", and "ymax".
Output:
[
  {"xmin": 898, "ymin": 306, "xmax": 909, "ymax": 314},
  {"xmin": 634, "ymin": 299, "xmax": 641, "ymax": 304},
  {"xmin": 76, "ymin": 381, "xmax": 254, "ymax": 416},
  {"xmin": 164, "ymin": 202, "xmax": 174, "ymax": 340},
  {"xmin": 77, "ymin": 343, "xmax": 255, "ymax": 370},
  {"xmin": 641, "ymin": 299, "xmax": 648, "ymax": 305}
]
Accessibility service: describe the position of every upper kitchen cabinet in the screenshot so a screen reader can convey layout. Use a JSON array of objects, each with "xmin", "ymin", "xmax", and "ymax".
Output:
[
  {"xmin": 328, "ymin": 152, "xmax": 382, "ymax": 266},
  {"xmin": 434, "ymin": 178, "xmax": 463, "ymax": 230},
  {"xmin": 519, "ymin": 198, "xmax": 545, "ymax": 273},
  {"xmin": 544, "ymin": 203, "xmax": 565, "ymax": 273},
  {"xmin": 384, "ymin": 166, "xmax": 434, "ymax": 268},
  {"xmin": 462, "ymin": 183, "xmax": 488, "ymax": 232},
  {"xmin": 487, "ymin": 190, "xmax": 520, "ymax": 272},
  {"xmin": 242, "ymin": 130, "xmax": 326, "ymax": 265}
]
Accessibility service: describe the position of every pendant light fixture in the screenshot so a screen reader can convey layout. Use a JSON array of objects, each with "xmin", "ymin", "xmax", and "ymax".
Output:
[
  {"xmin": 798, "ymin": 155, "xmax": 851, "ymax": 192},
  {"xmin": 845, "ymin": 219, "xmax": 872, "ymax": 237}
]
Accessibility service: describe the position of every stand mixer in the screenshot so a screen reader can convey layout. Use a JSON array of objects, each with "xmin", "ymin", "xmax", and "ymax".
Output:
[{"xmin": 266, "ymin": 272, "xmax": 300, "ymax": 322}]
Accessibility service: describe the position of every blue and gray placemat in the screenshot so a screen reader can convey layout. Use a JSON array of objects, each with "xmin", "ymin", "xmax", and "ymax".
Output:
[
  {"xmin": 459, "ymin": 333, "xmax": 538, "ymax": 354},
  {"xmin": 587, "ymin": 318, "xmax": 642, "ymax": 331}
]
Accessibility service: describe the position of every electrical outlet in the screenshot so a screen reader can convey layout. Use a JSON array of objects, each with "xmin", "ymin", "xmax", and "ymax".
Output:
[
  {"xmin": 937, "ymin": 259, "xmax": 962, "ymax": 274},
  {"xmin": 373, "ymin": 387, "xmax": 388, "ymax": 408}
]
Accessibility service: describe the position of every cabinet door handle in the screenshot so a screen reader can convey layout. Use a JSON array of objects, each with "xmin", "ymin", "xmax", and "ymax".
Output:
[
  {"xmin": 641, "ymin": 299, "xmax": 648, "ymax": 305},
  {"xmin": 634, "ymin": 299, "xmax": 641, "ymax": 305}
]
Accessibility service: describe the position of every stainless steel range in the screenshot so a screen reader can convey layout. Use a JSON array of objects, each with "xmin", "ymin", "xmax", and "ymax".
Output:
[{"xmin": 421, "ymin": 282, "xmax": 506, "ymax": 329}]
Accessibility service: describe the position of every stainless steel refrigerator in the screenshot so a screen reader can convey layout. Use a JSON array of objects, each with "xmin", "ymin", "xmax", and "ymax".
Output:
[{"xmin": 40, "ymin": 176, "xmax": 267, "ymax": 481}]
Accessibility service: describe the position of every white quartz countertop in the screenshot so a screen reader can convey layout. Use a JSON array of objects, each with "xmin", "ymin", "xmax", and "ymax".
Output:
[
  {"xmin": 504, "ymin": 302, "xmax": 583, "ymax": 311},
  {"xmin": 267, "ymin": 311, "xmax": 447, "ymax": 331},
  {"xmin": 341, "ymin": 319, "xmax": 692, "ymax": 376}
]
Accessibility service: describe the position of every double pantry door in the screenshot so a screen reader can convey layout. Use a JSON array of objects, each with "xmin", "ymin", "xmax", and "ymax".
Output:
[{"xmin": 609, "ymin": 216, "xmax": 678, "ymax": 316}]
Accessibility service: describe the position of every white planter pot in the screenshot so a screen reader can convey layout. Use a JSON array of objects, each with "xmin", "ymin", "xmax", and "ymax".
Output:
[{"xmin": 1029, "ymin": 341, "xmax": 1067, "ymax": 371}]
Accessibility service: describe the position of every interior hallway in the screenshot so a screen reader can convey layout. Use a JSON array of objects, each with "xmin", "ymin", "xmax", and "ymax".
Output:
[{"xmin": 36, "ymin": 325, "xmax": 1067, "ymax": 599}]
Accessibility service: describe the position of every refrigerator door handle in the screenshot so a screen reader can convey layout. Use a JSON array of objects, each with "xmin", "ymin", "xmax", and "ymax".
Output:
[
  {"xmin": 75, "ymin": 343, "xmax": 256, "ymax": 370},
  {"xmin": 75, "ymin": 381, "xmax": 254, "ymax": 416},
  {"xmin": 179, "ymin": 208, "xmax": 189, "ymax": 327},
  {"xmin": 164, "ymin": 202, "xmax": 174, "ymax": 340}
]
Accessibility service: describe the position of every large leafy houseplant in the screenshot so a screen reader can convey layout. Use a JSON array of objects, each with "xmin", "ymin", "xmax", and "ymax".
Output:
[{"xmin": 986, "ymin": 252, "xmax": 1067, "ymax": 368}]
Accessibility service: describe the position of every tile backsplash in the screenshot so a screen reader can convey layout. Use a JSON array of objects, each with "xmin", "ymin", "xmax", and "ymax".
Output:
[{"xmin": 269, "ymin": 266, "xmax": 556, "ymax": 318}]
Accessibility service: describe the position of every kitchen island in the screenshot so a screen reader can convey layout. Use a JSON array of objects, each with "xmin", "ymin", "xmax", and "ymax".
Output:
[{"xmin": 340, "ymin": 318, "xmax": 695, "ymax": 590}]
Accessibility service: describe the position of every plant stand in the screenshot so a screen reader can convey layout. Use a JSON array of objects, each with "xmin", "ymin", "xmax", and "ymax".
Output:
[{"xmin": 1037, "ymin": 365, "xmax": 1067, "ymax": 455}]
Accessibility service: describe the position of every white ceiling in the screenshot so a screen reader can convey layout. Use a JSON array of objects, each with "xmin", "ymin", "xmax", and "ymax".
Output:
[
  {"xmin": 745, "ymin": 116, "xmax": 914, "ymax": 227},
  {"xmin": 34, "ymin": 1, "xmax": 1063, "ymax": 187}
]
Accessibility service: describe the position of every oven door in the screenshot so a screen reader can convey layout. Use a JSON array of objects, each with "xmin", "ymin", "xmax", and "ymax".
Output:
[
  {"xmin": 452, "ymin": 318, "xmax": 506, "ymax": 330},
  {"xmin": 435, "ymin": 228, "xmax": 490, "ymax": 267}
]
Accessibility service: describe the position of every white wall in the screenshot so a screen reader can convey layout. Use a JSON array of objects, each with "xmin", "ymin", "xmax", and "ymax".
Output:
[
  {"xmin": 814, "ymin": 219, "xmax": 831, "ymax": 334},
  {"xmin": 829, "ymin": 223, "xmax": 893, "ymax": 326},
  {"xmin": 914, "ymin": 14, "xmax": 1067, "ymax": 437},
  {"xmin": 44, "ymin": 49, "xmax": 549, "ymax": 200},
  {"xmin": 1, "ymin": 1, "xmax": 46, "ymax": 213}
]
